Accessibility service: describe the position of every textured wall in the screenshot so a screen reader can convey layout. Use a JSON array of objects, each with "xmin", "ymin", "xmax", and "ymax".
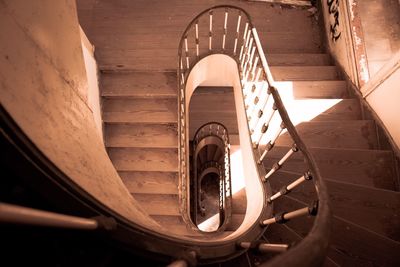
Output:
[{"xmin": 0, "ymin": 0, "xmax": 158, "ymax": 229}]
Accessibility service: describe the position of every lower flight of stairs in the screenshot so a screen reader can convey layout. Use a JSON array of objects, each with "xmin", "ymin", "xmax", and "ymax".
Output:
[
  {"xmin": 102, "ymin": 71, "xmax": 185, "ymax": 234},
  {"xmin": 101, "ymin": 71, "xmax": 247, "ymax": 237}
]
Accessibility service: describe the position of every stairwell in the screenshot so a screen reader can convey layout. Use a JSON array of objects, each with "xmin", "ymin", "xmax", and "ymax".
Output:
[{"xmin": 77, "ymin": 0, "xmax": 400, "ymax": 265}]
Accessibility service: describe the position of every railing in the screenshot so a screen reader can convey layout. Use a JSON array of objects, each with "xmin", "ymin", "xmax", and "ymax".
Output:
[
  {"xmin": 0, "ymin": 202, "xmax": 116, "ymax": 230},
  {"xmin": 178, "ymin": 5, "xmax": 330, "ymax": 266},
  {"xmin": 192, "ymin": 122, "xmax": 232, "ymax": 231}
]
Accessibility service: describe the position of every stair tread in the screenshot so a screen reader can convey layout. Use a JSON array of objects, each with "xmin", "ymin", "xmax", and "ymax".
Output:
[
  {"xmin": 103, "ymin": 98, "xmax": 177, "ymax": 123},
  {"xmin": 105, "ymin": 123, "xmax": 178, "ymax": 148},
  {"xmin": 274, "ymin": 196, "xmax": 400, "ymax": 266},
  {"xmin": 270, "ymin": 174, "xmax": 400, "ymax": 241},
  {"xmin": 108, "ymin": 147, "xmax": 178, "ymax": 172},
  {"xmin": 260, "ymin": 32, "xmax": 322, "ymax": 53},
  {"xmin": 151, "ymin": 215, "xmax": 194, "ymax": 236},
  {"xmin": 283, "ymin": 99, "xmax": 361, "ymax": 121},
  {"xmin": 275, "ymin": 120, "xmax": 378, "ymax": 149},
  {"xmin": 133, "ymin": 193, "xmax": 179, "ymax": 216},
  {"xmin": 275, "ymin": 80, "xmax": 348, "ymax": 99},
  {"xmin": 271, "ymin": 66, "xmax": 339, "ymax": 81},
  {"xmin": 120, "ymin": 171, "xmax": 178, "ymax": 194},
  {"xmin": 189, "ymin": 86, "xmax": 238, "ymax": 139},
  {"xmin": 266, "ymin": 53, "xmax": 332, "ymax": 66},
  {"xmin": 101, "ymin": 71, "xmax": 177, "ymax": 98},
  {"xmin": 264, "ymin": 147, "xmax": 398, "ymax": 190}
]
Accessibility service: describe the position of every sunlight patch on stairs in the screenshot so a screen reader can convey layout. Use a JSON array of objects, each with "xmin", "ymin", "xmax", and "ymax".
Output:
[
  {"xmin": 275, "ymin": 81, "xmax": 343, "ymax": 126},
  {"xmin": 198, "ymin": 213, "xmax": 220, "ymax": 232}
]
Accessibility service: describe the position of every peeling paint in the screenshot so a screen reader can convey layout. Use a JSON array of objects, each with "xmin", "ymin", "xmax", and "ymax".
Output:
[
  {"xmin": 359, "ymin": 54, "xmax": 370, "ymax": 83},
  {"xmin": 353, "ymin": 26, "xmax": 362, "ymax": 45},
  {"xmin": 348, "ymin": 0, "xmax": 356, "ymax": 21}
]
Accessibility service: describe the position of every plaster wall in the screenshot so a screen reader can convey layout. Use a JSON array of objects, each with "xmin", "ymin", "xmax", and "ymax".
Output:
[
  {"xmin": 363, "ymin": 53, "xmax": 400, "ymax": 149},
  {"xmin": 80, "ymin": 27, "xmax": 103, "ymax": 141},
  {"xmin": 0, "ymin": 0, "xmax": 158, "ymax": 229}
]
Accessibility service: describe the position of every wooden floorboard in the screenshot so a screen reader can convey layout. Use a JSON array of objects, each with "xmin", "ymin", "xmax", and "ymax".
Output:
[
  {"xmin": 271, "ymin": 66, "xmax": 340, "ymax": 81},
  {"xmin": 263, "ymin": 147, "xmax": 398, "ymax": 190},
  {"xmin": 105, "ymin": 123, "xmax": 178, "ymax": 148},
  {"xmin": 101, "ymin": 72, "xmax": 177, "ymax": 98},
  {"xmin": 103, "ymin": 98, "xmax": 177, "ymax": 123},
  {"xmin": 108, "ymin": 147, "xmax": 178, "ymax": 172},
  {"xmin": 120, "ymin": 171, "xmax": 178, "ymax": 194},
  {"xmin": 270, "ymin": 176, "xmax": 400, "ymax": 240},
  {"xmin": 276, "ymin": 80, "xmax": 348, "ymax": 99},
  {"xmin": 275, "ymin": 120, "xmax": 378, "ymax": 149},
  {"xmin": 133, "ymin": 193, "xmax": 180, "ymax": 216}
]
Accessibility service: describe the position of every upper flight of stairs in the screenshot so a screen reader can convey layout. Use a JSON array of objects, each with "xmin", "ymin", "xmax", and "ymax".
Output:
[{"xmin": 78, "ymin": 0, "xmax": 400, "ymax": 265}]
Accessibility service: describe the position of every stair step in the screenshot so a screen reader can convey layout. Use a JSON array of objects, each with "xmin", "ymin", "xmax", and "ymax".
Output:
[
  {"xmin": 276, "ymin": 80, "xmax": 348, "ymax": 99},
  {"xmin": 103, "ymin": 98, "xmax": 177, "ymax": 123},
  {"xmin": 275, "ymin": 120, "xmax": 378, "ymax": 149},
  {"xmin": 120, "ymin": 171, "xmax": 178, "ymax": 194},
  {"xmin": 189, "ymin": 90, "xmax": 235, "ymax": 112},
  {"xmin": 282, "ymin": 99, "xmax": 361, "ymax": 122},
  {"xmin": 229, "ymin": 134, "xmax": 240, "ymax": 146},
  {"xmin": 151, "ymin": 215, "xmax": 193, "ymax": 236},
  {"xmin": 105, "ymin": 123, "xmax": 178, "ymax": 148},
  {"xmin": 189, "ymin": 87, "xmax": 238, "ymax": 139},
  {"xmin": 189, "ymin": 113, "xmax": 239, "ymax": 138},
  {"xmin": 264, "ymin": 147, "xmax": 398, "ymax": 191},
  {"xmin": 267, "ymin": 53, "xmax": 331, "ymax": 66},
  {"xmin": 263, "ymin": 222, "xmax": 302, "ymax": 244},
  {"xmin": 108, "ymin": 147, "xmax": 178, "ymax": 172},
  {"xmin": 270, "ymin": 174, "xmax": 400, "ymax": 240},
  {"xmin": 101, "ymin": 71, "xmax": 177, "ymax": 98},
  {"xmin": 270, "ymin": 66, "xmax": 340, "ymax": 81},
  {"xmin": 226, "ymin": 214, "xmax": 245, "ymax": 231},
  {"xmin": 133, "ymin": 193, "xmax": 179, "ymax": 216},
  {"xmin": 232, "ymin": 188, "xmax": 247, "ymax": 214},
  {"xmin": 274, "ymin": 196, "xmax": 400, "ymax": 267},
  {"xmin": 260, "ymin": 32, "xmax": 322, "ymax": 53}
]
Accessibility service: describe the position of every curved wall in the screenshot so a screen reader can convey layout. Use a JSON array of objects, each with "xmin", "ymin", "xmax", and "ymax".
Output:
[{"xmin": 0, "ymin": 0, "xmax": 159, "ymax": 230}]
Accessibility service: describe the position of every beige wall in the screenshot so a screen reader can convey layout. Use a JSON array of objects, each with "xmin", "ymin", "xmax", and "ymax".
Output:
[
  {"xmin": 0, "ymin": 0, "xmax": 158, "ymax": 229},
  {"xmin": 80, "ymin": 27, "xmax": 103, "ymax": 141},
  {"xmin": 362, "ymin": 53, "xmax": 400, "ymax": 149}
]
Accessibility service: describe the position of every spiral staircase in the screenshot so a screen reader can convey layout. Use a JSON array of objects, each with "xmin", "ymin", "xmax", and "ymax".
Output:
[{"xmin": 1, "ymin": 1, "xmax": 399, "ymax": 266}]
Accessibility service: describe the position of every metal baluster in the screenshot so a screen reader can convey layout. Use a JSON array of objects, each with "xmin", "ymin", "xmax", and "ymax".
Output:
[
  {"xmin": 222, "ymin": 8, "xmax": 228, "ymax": 51},
  {"xmin": 209, "ymin": 10, "xmax": 213, "ymax": 51},
  {"xmin": 241, "ymin": 31, "xmax": 252, "ymax": 69},
  {"xmin": 252, "ymin": 105, "xmax": 279, "ymax": 147},
  {"xmin": 233, "ymin": 11, "xmax": 242, "ymax": 55},
  {"xmin": 251, "ymin": 56, "xmax": 259, "ymax": 79},
  {"xmin": 246, "ymin": 68, "xmax": 263, "ymax": 117},
  {"xmin": 184, "ymin": 36, "xmax": 189, "ymax": 69},
  {"xmin": 261, "ymin": 201, "xmax": 319, "ymax": 226},
  {"xmin": 244, "ymin": 46, "xmax": 256, "ymax": 82},
  {"xmin": 258, "ymin": 122, "xmax": 286, "ymax": 168},
  {"xmin": 242, "ymin": 37, "xmax": 253, "ymax": 71},
  {"xmin": 263, "ymin": 143, "xmax": 298, "ymax": 180},
  {"xmin": 249, "ymin": 84, "xmax": 273, "ymax": 132},
  {"xmin": 267, "ymin": 170, "xmax": 312, "ymax": 203},
  {"xmin": 195, "ymin": 21, "xmax": 199, "ymax": 58},
  {"xmin": 239, "ymin": 22, "xmax": 249, "ymax": 61}
]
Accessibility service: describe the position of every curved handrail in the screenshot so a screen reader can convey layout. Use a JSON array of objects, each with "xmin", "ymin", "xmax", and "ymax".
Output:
[
  {"xmin": 177, "ymin": 5, "xmax": 331, "ymax": 266},
  {"xmin": 192, "ymin": 122, "xmax": 232, "ymax": 232}
]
